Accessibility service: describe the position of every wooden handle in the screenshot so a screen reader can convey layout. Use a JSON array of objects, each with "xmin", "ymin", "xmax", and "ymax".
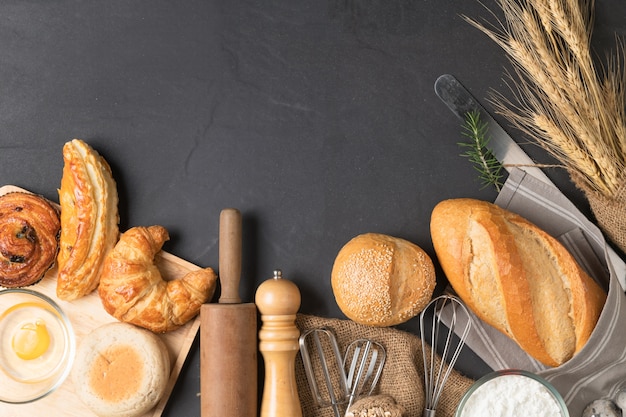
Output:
[
  {"xmin": 200, "ymin": 303, "xmax": 258, "ymax": 417},
  {"xmin": 219, "ymin": 208, "xmax": 242, "ymax": 304}
]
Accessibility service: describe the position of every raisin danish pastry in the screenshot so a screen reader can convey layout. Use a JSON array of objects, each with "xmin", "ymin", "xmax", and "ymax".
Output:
[
  {"xmin": 98, "ymin": 225, "xmax": 217, "ymax": 333},
  {"xmin": 0, "ymin": 191, "xmax": 60, "ymax": 287},
  {"xmin": 56, "ymin": 139, "xmax": 119, "ymax": 300}
]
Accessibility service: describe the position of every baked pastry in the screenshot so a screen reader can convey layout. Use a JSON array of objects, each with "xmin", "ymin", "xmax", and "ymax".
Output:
[
  {"xmin": 56, "ymin": 139, "xmax": 119, "ymax": 300},
  {"xmin": 346, "ymin": 394, "xmax": 405, "ymax": 417},
  {"xmin": 72, "ymin": 322, "xmax": 170, "ymax": 417},
  {"xmin": 331, "ymin": 233, "xmax": 436, "ymax": 327},
  {"xmin": 430, "ymin": 198, "xmax": 606, "ymax": 366},
  {"xmin": 98, "ymin": 225, "xmax": 217, "ymax": 333},
  {"xmin": 0, "ymin": 191, "xmax": 60, "ymax": 287}
]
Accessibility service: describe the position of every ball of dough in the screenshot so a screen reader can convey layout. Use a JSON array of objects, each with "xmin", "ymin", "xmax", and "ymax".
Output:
[
  {"xmin": 72, "ymin": 322, "xmax": 171, "ymax": 417},
  {"xmin": 331, "ymin": 233, "xmax": 436, "ymax": 327}
]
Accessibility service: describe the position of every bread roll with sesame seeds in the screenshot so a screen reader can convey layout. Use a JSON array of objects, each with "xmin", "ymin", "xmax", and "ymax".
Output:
[{"xmin": 331, "ymin": 233, "xmax": 436, "ymax": 327}]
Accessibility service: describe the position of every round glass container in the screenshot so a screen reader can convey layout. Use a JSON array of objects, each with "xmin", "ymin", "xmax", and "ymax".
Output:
[
  {"xmin": 455, "ymin": 369, "xmax": 569, "ymax": 417},
  {"xmin": 0, "ymin": 288, "xmax": 75, "ymax": 403}
]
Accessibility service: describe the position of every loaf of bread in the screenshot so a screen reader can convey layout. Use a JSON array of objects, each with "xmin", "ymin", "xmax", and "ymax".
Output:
[
  {"xmin": 430, "ymin": 198, "xmax": 606, "ymax": 366},
  {"xmin": 331, "ymin": 233, "xmax": 436, "ymax": 327},
  {"xmin": 56, "ymin": 139, "xmax": 119, "ymax": 300},
  {"xmin": 72, "ymin": 322, "xmax": 170, "ymax": 417},
  {"xmin": 99, "ymin": 225, "xmax": 217, "ymax": 333}
]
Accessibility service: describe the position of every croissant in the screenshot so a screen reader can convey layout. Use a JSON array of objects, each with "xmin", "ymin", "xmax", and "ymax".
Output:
[
  {"xmin": 0, "ymin": 192, "xmax": 60, "ymax": 287},
  {"xmin": 56, "ymin": 139, "xmax": 119, "ymax": 300},
  {"xmin": 98, "ymin": 225, "xmax": 217, "ymax": 333}
]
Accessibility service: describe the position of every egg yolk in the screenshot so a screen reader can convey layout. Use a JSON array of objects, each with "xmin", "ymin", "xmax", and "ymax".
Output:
[{"xmin": 11, "ymin": 320, "xmax": 50, "ymax": 360}]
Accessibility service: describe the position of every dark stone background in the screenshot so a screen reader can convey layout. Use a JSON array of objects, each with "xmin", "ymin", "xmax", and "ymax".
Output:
[{"xmin": 2, "ymin": 1, "xmax": 624, "ymax": 415}]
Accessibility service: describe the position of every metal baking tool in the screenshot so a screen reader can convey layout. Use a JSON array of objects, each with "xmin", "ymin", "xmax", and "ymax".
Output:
[
  {"xmin": 434, "ymin": 73, "xmax": 553, "ymax": 187},
  {"xmin": 200, "ymin": 208, "xmax": 258, "ymax": 417},
  {"xmin": 420, "ymin": 295, "xmax": 472, "ymax": 417},
  {"xmin": 299, "ymin": 327, "xmax": 349, "ymax": 417},
  {"xmin": 343, "ymin": 338, "xmax": 386, "ymax": 416}
]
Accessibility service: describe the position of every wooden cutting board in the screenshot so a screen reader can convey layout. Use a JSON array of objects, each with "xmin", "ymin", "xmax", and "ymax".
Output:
[{"xmin": 0, "ymin": 185, "xmax": 205, "ymax": 417}]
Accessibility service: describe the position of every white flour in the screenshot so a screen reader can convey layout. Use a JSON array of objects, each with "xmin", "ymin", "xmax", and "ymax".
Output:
[{"xmin": 459, "ymin": 374, "xmax": 565, "ymax": 417}]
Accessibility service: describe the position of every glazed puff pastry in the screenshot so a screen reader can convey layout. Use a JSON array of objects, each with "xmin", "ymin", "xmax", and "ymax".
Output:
[
  {"xmin": 56, "ymin": 139, "xmax": 120, "ymax": 300},
  {"xmin": 0, "ymin": 191, "xmax": 60, "ymax": 288},
  {"xmin": 99, "ymin": 226, "xmax": 217, "ymax": 333}
]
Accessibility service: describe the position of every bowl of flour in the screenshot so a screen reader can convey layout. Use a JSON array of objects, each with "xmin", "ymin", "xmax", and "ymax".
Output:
[{"xmin": 455, "ymin": 370, "xmax": 569, "ymax": 417}]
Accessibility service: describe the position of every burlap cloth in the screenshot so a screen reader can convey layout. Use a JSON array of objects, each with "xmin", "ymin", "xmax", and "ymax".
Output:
[
  {"xmin": 295, "ymin": 314, "xmax": 474, "ymax": 417},
  {"xmin": 580, "ymin": 175, "xmax": 626, "ymax": 257}
]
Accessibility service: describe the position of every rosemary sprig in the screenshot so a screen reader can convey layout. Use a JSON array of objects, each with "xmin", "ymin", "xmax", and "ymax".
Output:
[{"xmin": 458, "ymin": 110, "xmax": 504, "ymax": 192}]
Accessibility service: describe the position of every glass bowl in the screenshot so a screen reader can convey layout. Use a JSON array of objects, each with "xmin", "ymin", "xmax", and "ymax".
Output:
[
  {"xmin": 0, "ymin": 288, "xmax": 76, "ymax": 403},
  {"xmin": 455, "ymin": 369, "xmax": 569, "ymax": 417}
]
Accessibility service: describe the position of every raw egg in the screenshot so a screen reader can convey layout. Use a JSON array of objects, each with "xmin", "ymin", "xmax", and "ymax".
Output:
[
  {"xmin": 11, "ymin": 319, "xmax": 51, "ymax": 360},
  {"xmin": 0, "ymin": 289, "xmax": 76, "ymax": 402}
]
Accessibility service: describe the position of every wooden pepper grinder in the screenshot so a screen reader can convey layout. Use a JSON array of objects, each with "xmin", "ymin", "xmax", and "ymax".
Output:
[{"xmin": 255, "ymin": 269, "xmax": 303, "ymax": 417}]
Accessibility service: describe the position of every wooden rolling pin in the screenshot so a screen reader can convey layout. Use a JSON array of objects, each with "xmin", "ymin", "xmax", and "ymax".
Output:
[
  {"xmin": 200, "ymin": 208, "xmax": 258, "ymax": 417},
  {"xmin": 255, "ymin": 269, "xmax": 302, "ymax": 417}
]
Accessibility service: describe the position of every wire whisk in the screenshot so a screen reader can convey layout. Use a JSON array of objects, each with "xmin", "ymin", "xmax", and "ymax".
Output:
[
  {"xmin": 299, "ymin": 327, "xmax": 348, "ymax": 417},
  {"xmin": 299, "ymin": 328, "xmax": 386, "ymax": 417},
  {"xmin": 343, "ymin": 338, "xmax": 386, "ymax": 416},
  {"xmin": 420, "ymin": 295, "xmax": 472, "ymax": 417}
]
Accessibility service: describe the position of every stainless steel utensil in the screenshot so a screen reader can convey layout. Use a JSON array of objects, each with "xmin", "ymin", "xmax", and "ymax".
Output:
[
  {"xmin": 434, "ymin": 73, "xmax": 553, "ymax": 186},
  {"xmin": 420, "ymin": 295, "xmax": 472, "ymax": 417},
  {"xmin": 299, "ymin": 328, "xmax": 387, "ymax": 417},
  {"xmin": 343, "ymin": 338, "xmax": 386, "ymax": 417},
  {"xmin": 299, "ymin": 327, "xmax": 348, "ymax": 417}
]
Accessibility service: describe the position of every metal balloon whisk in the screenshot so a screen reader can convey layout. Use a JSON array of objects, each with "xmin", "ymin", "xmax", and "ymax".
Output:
[{"xmin": 420, "ymin": 295, "xmax": 472, "ymax": 417}]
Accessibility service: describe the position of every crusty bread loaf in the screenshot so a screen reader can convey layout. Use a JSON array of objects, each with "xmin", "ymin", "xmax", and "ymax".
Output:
[
  {"xmin": 72, "ymin": 322, "xmax": 171, "ymax": 417},
  {"xmin": 331, "ymin": 233, "xmax": 436, "ymax": 327},
  {"xmin": 430, "ymin": 198, "xmax": 606, "ymax": 367}
]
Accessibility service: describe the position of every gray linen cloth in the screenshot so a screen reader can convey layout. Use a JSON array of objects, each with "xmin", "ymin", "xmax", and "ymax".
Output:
[{"xmin": 440, "ymin": 167, "xmax": 626, "ymax": 417}]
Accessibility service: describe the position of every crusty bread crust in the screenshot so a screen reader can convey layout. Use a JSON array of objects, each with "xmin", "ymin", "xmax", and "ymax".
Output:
[
  {"xmin": 331, "ymin": 233, "xmax": 436, "ymax": 327},
  {"xmin": 430, "ymin": 198, "xmax": 606, "ymax": 367}
]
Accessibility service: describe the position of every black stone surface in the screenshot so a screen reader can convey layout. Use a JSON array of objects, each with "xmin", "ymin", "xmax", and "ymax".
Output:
[{"xmin": 2, "ymin": 1, "xmax": 624, "ymax": 415}]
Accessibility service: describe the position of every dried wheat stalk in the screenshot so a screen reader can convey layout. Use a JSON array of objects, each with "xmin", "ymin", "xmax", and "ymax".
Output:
[{"xmin": 465, "ymin": 0, "xmax": 626, "ymax": 196}]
